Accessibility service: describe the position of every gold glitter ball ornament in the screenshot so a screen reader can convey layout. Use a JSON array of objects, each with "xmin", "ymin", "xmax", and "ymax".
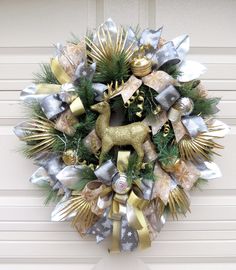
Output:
[
  {"xmin": 131, "ymin": 57, "xmax": 152, "ymax": 77},
  {"xmin": 62, "ymin": 149, "xmax": 78, "ymax": 165}
]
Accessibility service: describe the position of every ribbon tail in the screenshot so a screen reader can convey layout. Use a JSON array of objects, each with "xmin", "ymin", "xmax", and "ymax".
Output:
[{"xmin": 109, "ymin": 220, "xmax": 121, "ymax": 253}]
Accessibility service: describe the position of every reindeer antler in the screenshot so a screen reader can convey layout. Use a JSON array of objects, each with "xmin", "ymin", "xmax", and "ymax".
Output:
[{"xmin": 103, "ymin": 80, "xmax": 124, "ymax": 101}]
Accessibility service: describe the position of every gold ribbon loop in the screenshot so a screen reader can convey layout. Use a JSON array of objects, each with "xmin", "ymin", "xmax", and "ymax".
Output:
[
  {"xmin": 127, "ymin": 190, "xmax": 151, "ymax": 249},
  {"xmin": 69, "ymin": 96, "xmax": 85, "ymax": 116},
  {"xmin": 117, "ymin": 151, "xmax": 130, "ymax": 172},
  {"xmin": 36, "ymin": 83, "xmax": 61, "ymax": 94},
  {"xmin": 128, "ymin": 190, "xmax": 149, "ymax": 210},
  {"xmin": 50, "ymin": 58, "xmax": 71, "ymax": 84}
]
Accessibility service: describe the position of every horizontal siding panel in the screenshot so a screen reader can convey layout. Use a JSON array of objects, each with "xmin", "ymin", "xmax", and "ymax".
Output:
[
  {"xmin": 0, "ymin": 240, "xmax": 235, "ymax": 261},
  {"xmin": 0, "ymin": 220, "xmax": 236, "ymax": 233},
  {"xmin": 0, "ymin": 0, "xmax": 97, "ymax": 48},
  {"xmin": 155, "ymin": 0, "xmax": 236, "ymax": 48},
  {"xmin": 0, "ymin": 204, "xmax": 235, "ymax": 222},
  {"xmin": 1, "ymin": 230, "xmax": 236, "ymax": 242}
]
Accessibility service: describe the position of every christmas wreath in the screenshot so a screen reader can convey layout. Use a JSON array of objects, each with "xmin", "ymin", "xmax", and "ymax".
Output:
[{"xmin": 14, "ymin": 19, "xmax": 229, "ymax": 252}]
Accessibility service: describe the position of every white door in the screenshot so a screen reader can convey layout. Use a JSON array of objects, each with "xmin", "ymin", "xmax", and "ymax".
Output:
[{"xmin": 0, "ymin": 0, "xmax": 235, "ymax": 269}]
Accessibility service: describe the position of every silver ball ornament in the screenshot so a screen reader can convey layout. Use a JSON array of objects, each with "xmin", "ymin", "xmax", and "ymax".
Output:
[
  {"xmin": 112, "ymin": 173, "xmax": 131, "ymax": 194},
  {"xmin": 174, "ymin": 97, "xmax": 194, "ymax": 116}
]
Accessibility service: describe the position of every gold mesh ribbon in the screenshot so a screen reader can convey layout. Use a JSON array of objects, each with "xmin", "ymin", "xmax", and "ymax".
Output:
[
  {"xmin": 36, "ymin": 83, "xmax": 61, "ymax": 94},
  {"xmin": 50, "ymin": 58, "xmax": 71, "ymax": 84}
]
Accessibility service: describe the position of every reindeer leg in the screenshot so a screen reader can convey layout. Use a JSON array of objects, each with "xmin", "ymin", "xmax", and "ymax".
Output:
[
  {"xmin": 99, "ymin": 137, "xmax": 114, "ymax": 165},
  {"xmin": 132, "ymin": 143, "xmax": 144, "ymax": 169}
]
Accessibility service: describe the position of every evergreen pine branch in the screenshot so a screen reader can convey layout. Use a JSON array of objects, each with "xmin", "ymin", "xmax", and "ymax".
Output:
[
  {"xmin": 140, "ymin": 163, "xmax": 155, "ymax": 181},
  {"xmin": 177, "ymin": 81, "xmax": 220, "ymax": 116},
  {"xmin": 77, "ymin": 141, "xmax": 98, "ymax": 164},
  {"xmin": 74, "ymin": 112, "xmax": 96, "ymax": 137},
  {"xmin": 75, "ymin": 78, "xmax": 95, "ymax": 110},
  {"xmin": 153, "ymin": 128, "xmax": 180, "ymax": 166},
  {"xmin": 192, "ymin": 97, "xmax": 220, "ymax": 116},
  {"xmin": 52, "ymin": 111, "xmax": 96, "ymax": 152},
  {"xmin": 142, "ymin": 85, "xmax": 159, "ymax": 116},
  {"xmin": 34, "ymin": 64, "xmax": 60, "ymax": 84},
  {"xmin": 93, "ymin": 51, "xmax": 131, "ymax": 84},
  {"xmin": 160, "ymin": 64, "xmax": 182, "ymax": 79},
  {"xmin": 40, "ymin": 183, "xmax": 62, "ymax": 205},
  {"xmin": 23, "ymin": 100, "xmax": 46, "ymax": 119}
]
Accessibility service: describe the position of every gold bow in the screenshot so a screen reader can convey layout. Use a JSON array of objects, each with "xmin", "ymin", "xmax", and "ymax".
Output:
[{"xmin": 102, "ymin": 151, "xmax": 151, "ymax": 252}]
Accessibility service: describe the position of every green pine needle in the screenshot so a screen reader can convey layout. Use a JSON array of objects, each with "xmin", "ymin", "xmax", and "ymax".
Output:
[
  {"xmin": 160, "ymin": 64, "xmax": 182, "ymax": 79},
  {"xmin": 126, "ymin": 153, "xmax": 139, "ymax": 183},
  {"xmin": 40, "ymin": 184, "xmax": 62, "ymax": 205},
  {"xmin": 34, "ymin": 63, "xmax": 60, "ymax": 85},
  {"xmin": 93, "ymin": 51, "xmax": 131, "ymax": 84},
  {"xmin": 140, "ymin": 163, "xmax": 155, "ymax": 182},
  {"xmin": 23, "ymin": 100, "xmax": 46, "ymax": 119},
  {"xmin": 177, "ymin": 81, "xmax": 220, "ymax": 116},
  {"xmin": 153, "ymin": 128, "xmax": 179, "ymax": 167},
  {"xmin": 75, "ymin": 78, "xmax": 95, "ymax": 110}
]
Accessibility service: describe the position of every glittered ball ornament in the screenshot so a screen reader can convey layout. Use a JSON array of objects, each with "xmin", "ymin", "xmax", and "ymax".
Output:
[
  {"xmin": 174, "ymin": 97, "xmax": 194, "ymax": 116},
  {"xmin": 62, "ymin": 149, "xmax": 78, "ymax": 165},
  {"xmin": 131, "ymin": 57, "xmax": 152, "ymax": 77}
]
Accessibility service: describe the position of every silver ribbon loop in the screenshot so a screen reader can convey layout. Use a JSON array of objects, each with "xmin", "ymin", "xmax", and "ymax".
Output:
[
  {"xmin": 92, "ymin": 83, "xmax": 108, "ymax": 101},
  {"xmin": 94, "ymin": 160, "xmax": 118, "ymax": 185},
  {"xmin": 140, "ymin": 27, "xmax": 163, "ymax": 50},
  {"xmin": 182, "ymin": 116, "xmax": 208, "ymax": 137},
  {"xmin": 74, "ymin": 61, "xmax": 96, "ymax": 81},
  {"xmin": 30, "ymin": 166, "xmax": 52, "ymax": 186},
  {"xmin": 40, "ymin": 94, "xmax": 68, "ymax": 119},
  {"xmin": 56, "ymin": 165, "xmax": 88, "ymax": 189},
  {"xmin": 172, "ymin": 34, "xmax": 190, "ymax": 62},
  {"xmin": 155, "ymin": 41, "xmax": 180, "ymax": 68},
  {"xmin": 196, "ymin": 161, "xmax": 222, "ymax": 180},
  {"xmin": 139, "ymin": 179, "xmax": 154, "ymax": 200},
  {"xmin": 178, "ymin": 60, "xmax": 207, "ymax": 82},
  {"xmin": 155, "ymin": 85, "xmax": 180, "ymax": 111}
]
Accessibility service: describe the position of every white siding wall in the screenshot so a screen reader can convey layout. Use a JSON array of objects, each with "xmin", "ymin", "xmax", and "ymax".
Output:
[{"xmin": 0, "ymin": 0, "xmax": 235, "ymax": 269}]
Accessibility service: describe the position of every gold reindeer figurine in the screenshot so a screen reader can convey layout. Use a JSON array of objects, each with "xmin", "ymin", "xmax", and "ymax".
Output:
[{"xmin": 91, "ymin": 83, "xmax": 150, "ymax": 165}]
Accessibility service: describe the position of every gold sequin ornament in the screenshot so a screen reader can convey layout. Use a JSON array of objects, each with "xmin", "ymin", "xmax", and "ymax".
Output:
[
  {"xmin": 131, "ymin": 57, "xmax": 152, "ymax": 77},
  {"xmin": 62, "ymin": 149, "xmax": 78, "ymax": 165}
]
